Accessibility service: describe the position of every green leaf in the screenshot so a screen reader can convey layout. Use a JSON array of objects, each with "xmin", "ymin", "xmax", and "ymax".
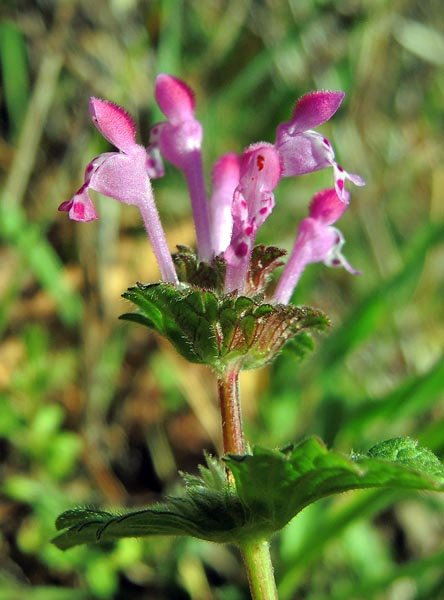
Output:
[
  {"xmin": 52, "ymin": 462, "xmax": 247, "ymax": 550},
  {"xmin": 120, "ymin": 283, "xmax": 329, "ymax": 372},
  {"xmin": 225, "ymin": 437, "xmax": 444, "ymax": 533},
  {"xmin": 365, "ymin": 437, "xmax": 444, "ymax": 478},
  {"xmin": 172, "ymin": 245, "xmax": 226, "ymax": 291},
  {"xmin": 53, "ymin": 437, "xmax": 444, "ymax": 550}
]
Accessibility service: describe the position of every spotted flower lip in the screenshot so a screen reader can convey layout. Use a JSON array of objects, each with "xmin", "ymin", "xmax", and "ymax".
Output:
[
  {"xmin": 223, "ymin": 143, "xmax": 282, "ymax": 293},
  {"xmin": 58, "ymin": 154, "xmax": 109, "ymax": 222},
  {"xmin": 275, "ymin": 90, "xmax": 365, "ymax": 202},
  {"xmin": 59, "ymin": 97, "xmax": 178, "ymax": 284}
]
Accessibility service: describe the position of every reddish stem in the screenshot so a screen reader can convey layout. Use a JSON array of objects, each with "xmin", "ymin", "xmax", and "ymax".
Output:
[{"xmin": 217, "ymin": 368, "xmax": 245, "ymax": 455}]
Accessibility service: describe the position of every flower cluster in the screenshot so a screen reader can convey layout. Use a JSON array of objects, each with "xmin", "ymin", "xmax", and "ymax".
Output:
[{"xmin": 59, "ymin": 74, "xmax": 364, "ymax": 302}]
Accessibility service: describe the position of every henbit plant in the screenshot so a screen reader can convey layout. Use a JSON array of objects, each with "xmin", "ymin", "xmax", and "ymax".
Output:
[{"xmin": 54, "ymin": 74, "xmax": 444, "ymax": 599}]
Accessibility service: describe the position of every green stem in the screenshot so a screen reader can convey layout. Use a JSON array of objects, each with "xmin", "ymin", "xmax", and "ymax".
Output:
[
  {"xmin": 217, "ymin": 369, "xmax": 278, "ymax": 599},
  {"xmin": 239, "ymin": 539, "xmax": 279, "ymax": 600}
]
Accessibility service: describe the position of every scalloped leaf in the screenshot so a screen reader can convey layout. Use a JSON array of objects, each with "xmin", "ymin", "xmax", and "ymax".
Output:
[
  {"xmin": 53, "ymin": 437, "xmax": 444, "ymax": 550},
  {"xmin": 172, "ymin": 245, "xmax": 226, "ymax": 291},
  {"xmin": 53, "ymin": 457, "xmax": 247, "ymax": 550},
  {"xmin": 225, "ymin": 437, "xmax": 444, "ymax": 533},
  {"xmin": 120, "ymin": 283, "xmax": 329, "ymax": 372}
]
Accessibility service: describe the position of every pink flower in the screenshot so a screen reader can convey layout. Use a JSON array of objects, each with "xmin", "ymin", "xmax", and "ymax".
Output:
[
  {"xmin": 153, "ymin": 74, "xmax": 212, "ymax": 262},
  {"xmin": 59, "ymin": 98, "xmax": 178, "ymax": 284},
  {"xmin": 219, "ymin": 90, "xmax": 364, "ymax": 294},
  {"xmin": 60, "ymin": 77, "xmax": 365, "ymax": 302},
  {"xmin": 273, "ymin": 188, "xmax": 360, "ymax": 304},
  {"xmin": 209, "ymin": 153, "xmax": 241, "ymax": 256},
  {"xmin": 224, "ymin": 143, "xmax": 281, "ymax": 293},
  {"xmin": 275, "ymin": 91, "xmax": 365, "ymax": 202}
]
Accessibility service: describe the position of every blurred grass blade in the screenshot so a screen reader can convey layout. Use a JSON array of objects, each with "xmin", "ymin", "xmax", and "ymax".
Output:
[
  {"xmin": 148, "ymin": 0, "xmax": 183, "ymax": 122},
  {"xmin": 394, "ymin": 17, "xmax": 444, "ymax": 66},
  {"xmin": 0, "ymin": 21, "xmax": 30, "ymax": 139},
  {"xmin": 0, "ymin": 262, "xmax": 23, "ymax": 334},
  {"xmin": 0, "ymin": 587, "xmax": 88, "ymax": 600},
  {"xmin": 278, "ymin": 489, "xmax": 399, "ymax": 600},
  {"xmin": 342, "ymin": 356, "xmax": 444, "ymax": 438},
  {"xmin": 318, "ymin": 222, "xmax": 444, "ymax": 372},
  {"xmin": 419, "ymin": 419, "xmax": 444, "ymax": 455},
  {"xmin": 327, "ymin": 548, "xmax": 444, "ymax": 600},
  {"xmin": 0, "ymin": 204, "xmax": 83, "ymax": 325}
]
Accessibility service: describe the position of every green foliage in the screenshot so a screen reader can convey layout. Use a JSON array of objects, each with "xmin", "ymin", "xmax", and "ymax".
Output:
[
  {"xmin": 120, "ymin": 281, "xmax": 329, "ymax": 372},
  {"xmin": 0, "ymin": 20, "xmax": 30, "ymax": 139},
  {"xmin": 53, "ymin": 437, "xmax": 444, "ymax": 550},
  {"xmin": 365, "ymin": 437, "xmax": 444, "ymax": 476},
  {"xmin": 0, "ymin": 205, "xmax": 83, "ymax": 327},
  {"xmin": 317, "ymin": 222, "xmax": 444, "ymax": 372},
  {"xmin": 172, "ymin": 244, "xmax": 227, "ymax": 291},
  {"xmin": 226, "ymin": 437, "xmax": 444, "ymax": 533}
]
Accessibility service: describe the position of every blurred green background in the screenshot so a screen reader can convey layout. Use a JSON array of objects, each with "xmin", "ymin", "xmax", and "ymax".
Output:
[{"xmin": 0, "ymin": 1, "xmax": 443, "ymax": 598}]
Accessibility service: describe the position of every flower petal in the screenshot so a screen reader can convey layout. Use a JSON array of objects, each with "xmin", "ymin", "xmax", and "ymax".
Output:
[
  {"xmin": 309, "ymin": 188, "xmax": 348, "ymax": 225},
  {"xmin": 89, "ymin": 147, "xmax": 151, "ymax": 206},
  {"xmin": 272, "ymin": 217, "xmax": 336, "ymax": 304},
  {"xmin": 146, "ymin": 144, "xmax": 165, "ymax": 178},
  {"xmin": 224, "ymin": 235, "xmax": 252, "ymax": 267},
  {"xmin": 276, "ymin": 130, "xmax": 331, "ymax": 177},
  {"xmin": 240, "ymin": 142, "xmax": 282, "ymax": 192},
  {"xmin": 277, "ymin": 129, "xmax": 365, "ymax": 202},
  {"xmin": 289, "ymin": 90, "xmax": 345, "ymax": 133},
  {"xmin": 296, "ymin": 218, "xmax": 338, "ymax": 264},
  {"xmin": 89, "ymin": 98, "xmax": 137, "ymax": 153},
  {"xmin": 158, "ymin": 120, "xmax": 203, "ymax": 170},
  {"xmin": 324, "ymin": 228, "xmax": 361, "ymax": 274},
  {"xmin": 212, "ymin": 152, "xmax": 241, "ymax": 190},
  {"xmin": 333, "ymin": 163, "xmax": 365, "ymax": 203},
  {"xmin": 210, "ymin": 153, "xmax": 241, "ymax": 255},
  {"xmin": 227, "ymin": 144, "xmax": 280, "ymax": 257},
  {"xmin": 59, "ymin": 186, "xmax": 98, "ymax": 222},
  {"xmin": 155, "ymin": 74, "xmax": 195, "ymax": 125}
]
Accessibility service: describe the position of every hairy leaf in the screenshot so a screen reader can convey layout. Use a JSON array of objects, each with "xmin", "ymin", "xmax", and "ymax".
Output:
[
  {"xmin": 225, "ymin": 437, "xmax": 444, "ymax": 532},
  {"xmin": 120, "ymin": 283, "xmax": 329, "ymax": 372},
  {"xmin": 53, "ymin": 437, "xmax": 444, "ymax": 550}
]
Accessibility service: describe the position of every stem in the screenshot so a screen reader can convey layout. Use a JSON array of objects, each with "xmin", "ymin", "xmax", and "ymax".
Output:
[
  {"xmin": 184, "ymin": 150, "xmax": 212, "ymax": 263},
  {"xmin": 273, "ymin": 241, "xmax": 307, "ymax": 304},
  {"xmin": 217, "ymin": 368, "xmax": 245, "ymax": 455},
  {"xmin": 217, "ymin": 370, "xmax": 278, "ymax": 598},
  {"xmin": 239, "ymin": 539, "xmax": 279, "ymax": 600},
  {"xmin": 138, "ymin": 187, "xmax": 179, "ymax": 285}
]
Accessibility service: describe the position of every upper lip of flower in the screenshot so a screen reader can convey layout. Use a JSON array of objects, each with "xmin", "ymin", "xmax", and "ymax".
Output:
[{"xmin": 275, "ymin": 90, "xmax": 365, "ymax": 202}]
